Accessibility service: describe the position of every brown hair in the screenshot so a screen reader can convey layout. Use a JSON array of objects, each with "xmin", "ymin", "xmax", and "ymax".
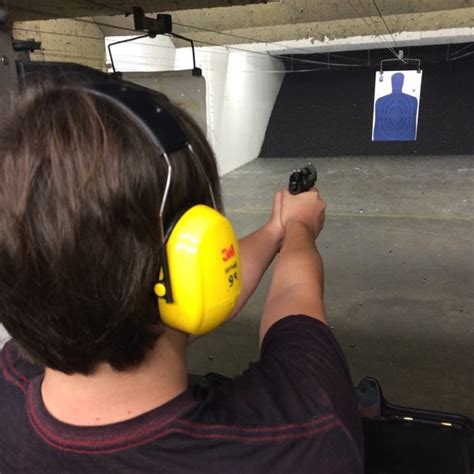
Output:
[{"xmin": 0, "ymin": 82, "xmax": 221, "ymax": 374}]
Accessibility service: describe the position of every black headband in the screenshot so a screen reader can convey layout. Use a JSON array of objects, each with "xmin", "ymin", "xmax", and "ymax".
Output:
[{"xmin": 84, "ymin": 81, "xmax": 214, "ymax": 304}]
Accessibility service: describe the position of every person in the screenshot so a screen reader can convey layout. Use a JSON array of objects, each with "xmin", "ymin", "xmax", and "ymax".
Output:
[{"xmin": 0, "ymin": 80, "xmax": 363, "ymax": 473}]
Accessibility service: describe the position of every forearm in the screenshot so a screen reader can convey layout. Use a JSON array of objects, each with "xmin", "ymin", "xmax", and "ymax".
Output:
[
  {"xmin": 260, "ymin": 222, "xmax": 325, "ymax": 344},
  {"xmin": 228, "ymin": 221, "xmax": 282, "ymax": 320}
]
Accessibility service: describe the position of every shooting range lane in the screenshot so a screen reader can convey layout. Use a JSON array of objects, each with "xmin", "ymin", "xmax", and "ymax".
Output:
[
  {"xmin": 260, "ymin": 50, "xmax": 474, "ymax": 158},
  {"xmin": 187, "ymin": 156, "xmax": 474, "ymax": 418}
]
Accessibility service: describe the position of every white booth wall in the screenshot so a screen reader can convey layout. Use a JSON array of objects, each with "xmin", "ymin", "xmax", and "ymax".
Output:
[{"xmin": 106, "ymin": 37, "xmax": 284, "ymax": 175}]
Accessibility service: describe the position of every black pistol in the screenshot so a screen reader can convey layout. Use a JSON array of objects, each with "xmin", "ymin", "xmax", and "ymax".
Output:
[{"xmin": 288, "ymin": 164, "xmax": 317, "ymax": 195}]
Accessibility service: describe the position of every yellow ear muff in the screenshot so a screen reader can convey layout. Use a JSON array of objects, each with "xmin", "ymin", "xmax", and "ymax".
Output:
[{"xmin": 154, "ymin": 205, "xmax": 241, "ymax": 335}]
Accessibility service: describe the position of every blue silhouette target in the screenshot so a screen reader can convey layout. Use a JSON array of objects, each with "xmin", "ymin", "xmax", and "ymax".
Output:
[{"xmin": 372, "ymin": 71, "xmax": 422, "ymax": 141}]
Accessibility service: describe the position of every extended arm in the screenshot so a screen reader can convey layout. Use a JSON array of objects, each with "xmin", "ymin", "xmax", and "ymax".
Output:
[
  {"xmin": 260, "ymin": 189, "xmax": 326, "ymax": 345},
  {"xmin": 227, "ymin": 192, "xmax": 283, "ymax": 320}
]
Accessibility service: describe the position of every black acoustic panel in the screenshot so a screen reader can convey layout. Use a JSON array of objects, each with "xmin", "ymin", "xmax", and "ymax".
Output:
[{"xmin": 261, "ymin": 49, "xmax": 474, "ymax": 157}]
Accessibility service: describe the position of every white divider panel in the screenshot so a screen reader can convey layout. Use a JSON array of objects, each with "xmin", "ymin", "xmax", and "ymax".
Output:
[{"xmin": 123, "ymin": 70, "xmax": 207, "ymax": 135}]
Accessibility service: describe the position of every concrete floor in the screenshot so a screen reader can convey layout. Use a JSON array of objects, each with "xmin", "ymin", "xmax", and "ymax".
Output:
[
  {"xmin": 1, "ymin": 155, "xmax": 473, "ymax": 417},
  {"xmin": 188, "ymin": 156, "xmax": 474, "ymax": 418}
]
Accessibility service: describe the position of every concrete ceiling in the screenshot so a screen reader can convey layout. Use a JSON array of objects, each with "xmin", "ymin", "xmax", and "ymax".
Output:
[
  {"xmin": 7, "ymin": 0, "xmax": 276, "ymax": 22},
  {"xmin": 9, "ymin": 0, "xmax": 474, "ymax": 57},
  {"xmin": 92, "ymin": 0, "xmax": 474, "ymax": 49}
]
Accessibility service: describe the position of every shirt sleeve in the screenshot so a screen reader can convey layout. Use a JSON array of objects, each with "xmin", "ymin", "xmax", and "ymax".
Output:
[{"xmin": 260, "ymin": 315, "xmax": 363, "ymax": 451}]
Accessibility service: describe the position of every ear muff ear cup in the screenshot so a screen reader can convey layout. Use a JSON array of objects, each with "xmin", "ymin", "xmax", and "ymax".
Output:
[{"xmin": 154, "ymin": 205, "xmax": 241, "ymax": 335}]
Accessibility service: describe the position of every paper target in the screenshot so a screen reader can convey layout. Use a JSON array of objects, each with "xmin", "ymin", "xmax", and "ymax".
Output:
[{"xmin": 372, "ymin": 70, "xmax": 423, "ymax": 141}]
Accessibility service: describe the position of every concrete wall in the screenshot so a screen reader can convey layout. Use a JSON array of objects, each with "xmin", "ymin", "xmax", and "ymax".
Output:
[
  {"xmin": 13, "ymin": 18, "xmax": 106, "ymax": 70},
  {"xmin": 106, "ymin": 38, "xmax": 284, "ymax": 175}
]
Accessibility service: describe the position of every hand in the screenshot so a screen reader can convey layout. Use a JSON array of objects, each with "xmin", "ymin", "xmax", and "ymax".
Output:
[
  {"xmin": 280, "ymin": 188, "xmax": 326, "ymax": 239},
  {"xmin": 266, "ymin": 191, "xmax": 284, "ymax": 248}
]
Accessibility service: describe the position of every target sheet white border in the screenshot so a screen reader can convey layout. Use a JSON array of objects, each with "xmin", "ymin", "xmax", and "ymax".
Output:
[{"xmin": 371, "ymin": 70, "xmax": 423, "ymax": 141}]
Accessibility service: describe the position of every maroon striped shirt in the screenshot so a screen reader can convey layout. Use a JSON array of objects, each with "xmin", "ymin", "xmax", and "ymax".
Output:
[{"xmin": 0, "ymin": 316, "xmax": 363, "ymax": 473}]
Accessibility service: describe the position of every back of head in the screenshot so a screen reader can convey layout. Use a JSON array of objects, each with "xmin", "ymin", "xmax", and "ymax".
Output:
[{"xmin": 0, "ymin": 81, "xmax": 221, "ymax": 374}]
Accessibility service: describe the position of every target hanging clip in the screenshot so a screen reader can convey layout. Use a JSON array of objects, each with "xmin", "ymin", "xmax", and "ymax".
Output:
[{"xmin": 379, "ymin": 53, "xmax": 422, "ymax": 82}]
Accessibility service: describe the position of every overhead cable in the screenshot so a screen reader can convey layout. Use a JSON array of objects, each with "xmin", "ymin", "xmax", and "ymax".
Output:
[
  {"xmin": 346, "ymin": 0, "xmax": 399, "ymax": 61},
  {"xmin": 448, "ymin": 49, "xmax": 474, "ymax": 61},
  {"xmin": 370, "ymin": 0, "xmax": 405, "ymax": 62},
  {"xmin": 13, "ymin": 3, "xmax": 366, "ymax": 70},
  {"xmin": 13, "ymin": 26, "xmax": 104, "ymax": 42},
  {"xmin": 75, "ymin": 0, "xmax": 366, "ymax": 67}
]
